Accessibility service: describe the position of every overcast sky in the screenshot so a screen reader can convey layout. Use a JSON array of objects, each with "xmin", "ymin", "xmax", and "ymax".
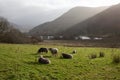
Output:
[{"xmin": 0, "ymin": 0, "xmax": 120, "ymax": 31}]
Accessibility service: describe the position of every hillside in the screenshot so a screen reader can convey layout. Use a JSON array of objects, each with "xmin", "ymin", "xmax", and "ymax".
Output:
[
  {"xmin": 29, "ymin": 7, "xmax": 108, "ymax": 36},
  {"xmin": 63, "ymin": 4, "xmax": 120, "ymax": 39},
  {"xmin": 0, "ymin": 17, "xmax": 30, "ymax": 43},
  {"xmin": 0, "ymin": 17, "xmax": 13, "ymax": 32}
]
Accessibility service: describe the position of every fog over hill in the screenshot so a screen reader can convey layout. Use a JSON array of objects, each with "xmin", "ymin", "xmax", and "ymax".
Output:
[
  {"xmin": 29, "ymin": 6, "xmax": 108, "ymax": 36},
  {"xmin": 62, "ymin": 3, "xmax": 120, "ymax": 39},
  {"xmin": 1, "ymin": 0, "xmax": 120, "ymax": 33},
  {"xmin": 0, "ymin": 8, "xmax": 69, "ymax": 32}
]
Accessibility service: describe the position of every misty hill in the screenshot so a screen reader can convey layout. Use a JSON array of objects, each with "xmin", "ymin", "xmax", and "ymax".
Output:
[
  {"xmin": 62, "ymin": 4, "xmax": 120, "ymax": 39},
  {"xmin": 0, "ymin": 17, "xmax": 22, "ymax": 31},
  {"xmin": 0, "ymin": 17, "xmax": 30, "ymax": 43},
  {"xmin": 9, "ymin": 23, "xmax": 28, "ymax": 32},
  {"xmin": 0, "ymin": 17, "xmax": 13, "ymax": 31},
  {"xmin": 29, "ymin": 6, "xmax": 108, "ymax": 36}
]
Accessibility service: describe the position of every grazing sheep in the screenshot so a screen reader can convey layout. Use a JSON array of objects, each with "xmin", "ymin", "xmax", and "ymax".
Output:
[
  {"xmin": 72, "ymin": 50, "xmax": 77, "ymax": 54},
  {"xmin": 49, "ymin": 48, "xmax": 58, "ymax": 56},
  {"xmin": 38, "ymin": 55, "xmax": 51, "ymax": 64},
  {"xmin": 62, "ymin": 53, "xmax": 73, "ymax": 59},
  {"xmin": 37, "ymin": 47, "xmax": 48, "ymax": 54}
]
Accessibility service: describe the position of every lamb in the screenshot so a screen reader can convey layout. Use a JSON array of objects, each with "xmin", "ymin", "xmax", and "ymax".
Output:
[
  {"xmin": 62, "ymin": 53, "xmax": 73, "ymax": 59},
  {"xmin": 38, "ymin": 55, "xmax": 51, "ymax": 64},
  {"xmin": 49, "ymin": 48, "xmax": 58, "ymax": 56},
  {"xmin": 37, "ymin": 47, "xmax": 48, "ymax": 54}
]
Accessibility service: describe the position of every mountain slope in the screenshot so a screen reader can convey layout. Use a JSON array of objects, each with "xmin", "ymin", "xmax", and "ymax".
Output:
[
  {"xmin": 63, "ymin": 4, "xmax": 120, "ymax": 39},
  {"xmin": 0, "ymin": 17, "xmax": 30, "ymax": 43},
  {"xmin": 29, "ymin": 6, "xmax": 108, "ymax": 36}
]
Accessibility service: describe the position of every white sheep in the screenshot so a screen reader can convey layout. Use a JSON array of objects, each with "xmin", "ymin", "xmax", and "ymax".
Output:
[{"xmin": 49, "ymin": 48, "xmax": 58, "ymax": 56}]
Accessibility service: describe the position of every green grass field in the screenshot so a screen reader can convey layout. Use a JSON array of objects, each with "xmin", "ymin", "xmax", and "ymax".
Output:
[{"xmin": 0, "ymin": 43, "xmax": 120, "ymax": 80}]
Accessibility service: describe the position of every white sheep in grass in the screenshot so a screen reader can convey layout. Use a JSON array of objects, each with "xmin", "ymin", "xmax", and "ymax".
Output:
[
  {"xmin": 38, "ymin": 55, "xmax": 51, "ymax": 64},
  {"xmin": 49, "ymin": 48, "xmax": 58, "ymax": 56}
]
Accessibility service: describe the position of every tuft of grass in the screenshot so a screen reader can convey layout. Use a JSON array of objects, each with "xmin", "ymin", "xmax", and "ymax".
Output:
[
  {"xmin": 99, "ymin": 52, "xmax": 105, "ymax": 57},
  {"xmin": 89, "ymin": 53, "xmax": 97, "ymax": 59},
  {"xmin": 112, "ymin": 54, "xmax": 120, "ymax": 63}
]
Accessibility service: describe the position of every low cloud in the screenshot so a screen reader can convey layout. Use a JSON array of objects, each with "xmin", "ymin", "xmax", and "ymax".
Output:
[{"xmin": 0, "ymin": 0, "xmax": 120, "ymax": 31}]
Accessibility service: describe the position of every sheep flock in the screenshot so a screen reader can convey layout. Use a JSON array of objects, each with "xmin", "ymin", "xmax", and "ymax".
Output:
[{"xmin": 37, "ymin": 47, "xmax": 76, "ymax": 64}]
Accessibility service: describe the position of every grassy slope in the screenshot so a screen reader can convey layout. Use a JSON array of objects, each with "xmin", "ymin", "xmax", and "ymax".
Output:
[{"xmin": 0, "ymin": 44, "xmax": 120, "ymax": 80}]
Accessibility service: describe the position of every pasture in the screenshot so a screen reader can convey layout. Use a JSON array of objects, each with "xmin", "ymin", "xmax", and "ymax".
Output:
[{"xmin": 0, "ymin": 43, "xmax": 120, "ymax": 80}]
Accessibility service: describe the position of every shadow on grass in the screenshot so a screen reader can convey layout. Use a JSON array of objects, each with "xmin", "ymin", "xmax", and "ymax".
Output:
[
  {"xmin": 24, "ymin": 61, "xmax": 51, "ymax": 65},
  {"xmin": 30, "ymin": 53, "xmax": 38, "ymax": 55},
  {"xmin": 24, "ymin": 61, "xmax": 39, "ymax": 65},
  {"xmin": 30, "ymin": 53, "xmax": 52, "ymax": 58},
  {"xmin": 111, "ymin": 62, "xmax": 120, "ymax": 65},
  {"xmin": 43, "ymin": 55, "xmax": 52, "ymax": 58},
  {"xmin": 59, "ymin": 57, "xmax": 73, "ymax": 59}
]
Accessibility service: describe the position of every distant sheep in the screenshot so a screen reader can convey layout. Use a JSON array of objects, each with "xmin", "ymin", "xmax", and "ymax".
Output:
[
  {"xmin": 72, "ymin": 50, "xmax": 77, "ymax": 54},
  {"xmin": 37, "ymin": 47, "xmax": 48, "ymax": 54},
  {"xmin": 38, "ymin": 55, "xmax": 51, "ymax": 64},
  {"xmin": 49, "ymin": 48, "xmax": 58, "ymax": 56},
  {"xmin": 62, "ymin": 53, "xmax": 73, "ymax": 59}
]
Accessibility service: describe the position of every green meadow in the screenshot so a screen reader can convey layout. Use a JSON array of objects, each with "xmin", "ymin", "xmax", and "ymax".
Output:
[{"xmin": 0, "ymin": 43, "xmax": 120, "ymax": 80}]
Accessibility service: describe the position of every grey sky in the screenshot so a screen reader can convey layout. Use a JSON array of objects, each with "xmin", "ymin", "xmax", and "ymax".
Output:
[{"xmin": 0, "ymin": 0, "xmax": 120, "ymax": 31}]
